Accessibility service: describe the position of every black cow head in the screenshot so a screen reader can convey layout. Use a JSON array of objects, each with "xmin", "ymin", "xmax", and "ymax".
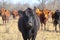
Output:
[{"xmin": 24, "ymin": 8, "xmax": 34, "ymax": 28}]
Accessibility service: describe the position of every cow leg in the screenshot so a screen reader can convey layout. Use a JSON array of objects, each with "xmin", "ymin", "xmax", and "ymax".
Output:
[
  {"xmin": 2, "ymin": 18, "xmax": 5, "ymax": 24},
  {"xmin": 53, "ymin": 23, "xmax": 57, "ymax": 32},
  {"xmin": 32, "ymin": 35, "xmax": 35, "ymax": 40},
  {"xmin": 44, "ymin": 24, "xmax": 46, "ymax": 31},
  {"xmin": 53, "ymin": 20, "xmax": 57, "ymax": 32},
  {"xmin": 55, "ymin": 25, "xmax": 57, "ymax": 32},
  {"xmin": 59, "ymin": 24, "xmax": 60, "ymax": 32},
  {"xmin": 28, "ymin": 30, "xmax": 32, "ymax": 40},
  {"xmin": 3, "ymin": 20, "xmax": 6, "ymax": 25},
  {"xmin": 32, "ymin": 33, "xmax": 37, "ymax": 40},
  {"xmin": 13, "ymin": 15, "xmax": 15, "ymax": 19},
  {"xmin": 7, "ymin": 18, "xmax": 9, "ymax": 23},
  {"xmin": 5, "ymin": 19, "xmax": 6, "ymax": 24},
  {"xmin": 32, "ymin": 30, "xmax": 37, "ymax": 40},
  {"xmin": 41, "ymin": 23, "xmax": 43, "ymax": 30},
  {"xmin": 6, "ymin": 17, "xmax": 8, "ymax": 23},
  {"xmin": 44, "ymin": 22, "xmax": 46, "ymax": 31},
  {"xmin": 3, "ymin": 20, "xmax": 4, "ymax": 24},
  {"xmin": 22, "ymin": 33, "xmax": 27, "ymax": 40},
  {"xmin": 55, "ymin": 22, "xmax": 57, "ymax": 32}
]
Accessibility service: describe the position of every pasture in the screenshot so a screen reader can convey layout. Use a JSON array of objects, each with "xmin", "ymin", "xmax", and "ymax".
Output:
[{"xmin": 0, "ymin": 16, "xmax": 60, "ymax": 40}]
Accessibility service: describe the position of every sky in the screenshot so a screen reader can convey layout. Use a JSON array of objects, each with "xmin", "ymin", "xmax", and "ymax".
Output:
[
  {"xmin": 0, "ymin": 0, "xmax": 54, "ymax": 5},
  {"xmin": 9, "ymin": 0, "xmax": 41, "ymax": 4},
  {"xmin": 0, "ymin": 0, "xmax": 41, "ymax": 5}
]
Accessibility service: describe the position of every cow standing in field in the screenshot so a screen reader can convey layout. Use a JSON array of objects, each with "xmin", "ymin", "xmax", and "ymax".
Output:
[
  {"xmin": 39, "ymin": 10, "xmax": 46, "ymax": 30},
  {"xmin": 18, "ymin": 8, "xmax": 40, "ymax": 40},
  {"xmin": 1, "ymin": 8, "xmax": 6, "ymax": 24},
  {"xmin": 5, "ymin": 10, "xmax": 10, "ymax": 23},
  {"xmin": 52, "ymin": 10, "xmax": 60, "ymax": 32},
  {"xmin": 1, "ymin": 8, "xmax": 10, "ymax": 24},
  {"xmin": 35, "ymin": 8, "xmax": 47, "ymax": 30}
]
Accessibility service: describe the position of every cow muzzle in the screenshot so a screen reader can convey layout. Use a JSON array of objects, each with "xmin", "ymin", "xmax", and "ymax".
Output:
[{"xmin": 28, "ymin": 23, "xmax": 33, "ymax": 27}]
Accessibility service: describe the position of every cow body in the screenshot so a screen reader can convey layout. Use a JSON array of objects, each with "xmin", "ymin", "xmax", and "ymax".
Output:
[
  {"xmin": 18, "ymin": 8, "xmax": 40, "ymax": 40},
  {"xmin": 1, "ymin": 8, "xmax": 10, "ymax": 24},
  {"xmin": 35, "ymin": 8, "xmax": 51, "ymax": 30},
  {"xmin": 39, "ymin": 11, "xmax": 46, "ymax": 30},
  {"xmin": 52, "ymin": 10, "xmax": 60, "ymax": 32}
]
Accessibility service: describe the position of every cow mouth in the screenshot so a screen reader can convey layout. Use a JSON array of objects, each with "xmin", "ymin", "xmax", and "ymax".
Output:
[
  {"xmin": 27, "ymin": 24, "xmax": 33, "ymax": 29},
  {"xmin": 29, "ymin": 23, "xmax": 33, "ymax": 26}
]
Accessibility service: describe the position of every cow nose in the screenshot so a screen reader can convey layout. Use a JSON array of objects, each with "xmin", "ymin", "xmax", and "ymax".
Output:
[{"xmin": 29, "ymin": 23, "xmax": 32, "ymax": 26}]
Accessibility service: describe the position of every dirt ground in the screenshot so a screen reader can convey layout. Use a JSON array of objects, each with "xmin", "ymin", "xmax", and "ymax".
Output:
[{"xmin": 0, "ymin": 16, "xmax": 60, "ymax": 40}]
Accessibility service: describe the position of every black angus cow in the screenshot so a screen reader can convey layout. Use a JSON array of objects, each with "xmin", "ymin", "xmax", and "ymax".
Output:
[
  {"xmin": 18, "ymin": 8, "xmax": 40, "ymax": 40},
  {"xmin": 52, "ymin": 10, "xmax": 60, "ymax": 32}
]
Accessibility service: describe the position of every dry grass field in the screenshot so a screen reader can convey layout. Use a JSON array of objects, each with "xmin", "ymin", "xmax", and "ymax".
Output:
[{"xmin": 0, "ymin": 16, "xmax": 60, "ymax": 40}]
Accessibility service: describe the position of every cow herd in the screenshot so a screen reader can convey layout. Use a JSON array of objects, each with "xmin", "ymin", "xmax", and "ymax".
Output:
[
  {"xmin": 0, "ymin": 8, "xmax": 19, "ymax": 24},
  {"xmin": 35, "ymin": 8, "xmax": 60, "ymax": 32},
  {"xmin": 18, "ymin": 7, "xmax": 60, "ymax": 40},
  {"xmin": 0, "ymin": 7, "xmax": 60, "ymax": 40}
]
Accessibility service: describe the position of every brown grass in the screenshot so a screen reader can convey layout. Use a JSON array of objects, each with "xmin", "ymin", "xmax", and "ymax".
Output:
[{"xmin": 0, "ymin": 16, "xmax": 60, "ymax": 40}]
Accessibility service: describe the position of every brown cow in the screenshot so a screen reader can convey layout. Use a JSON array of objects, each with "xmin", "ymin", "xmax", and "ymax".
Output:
[
  {"xmin": 35, "ymin": 8, "xmax": 45, "ymax": 30},
  {"xmin": 1, "ymin": 8, "xmax": 10, "ymax": 24},
  {"xmin": 1, "ymin": 8, "xmax": 6, "ymax": 24},
  {"xmin": 35, "ymin": 8, "xmax": 42, "ymax": 17},
  {"xmin": 35, "ymin": 8, "xmax": 50, "ymax": 30},
  {"xmin": 5, "ymin": 10, "xmax": 10, "ymax": 23},
  {"xmin": 12, "ymin": 10, "xmax": 18, "ymax": 19}
]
